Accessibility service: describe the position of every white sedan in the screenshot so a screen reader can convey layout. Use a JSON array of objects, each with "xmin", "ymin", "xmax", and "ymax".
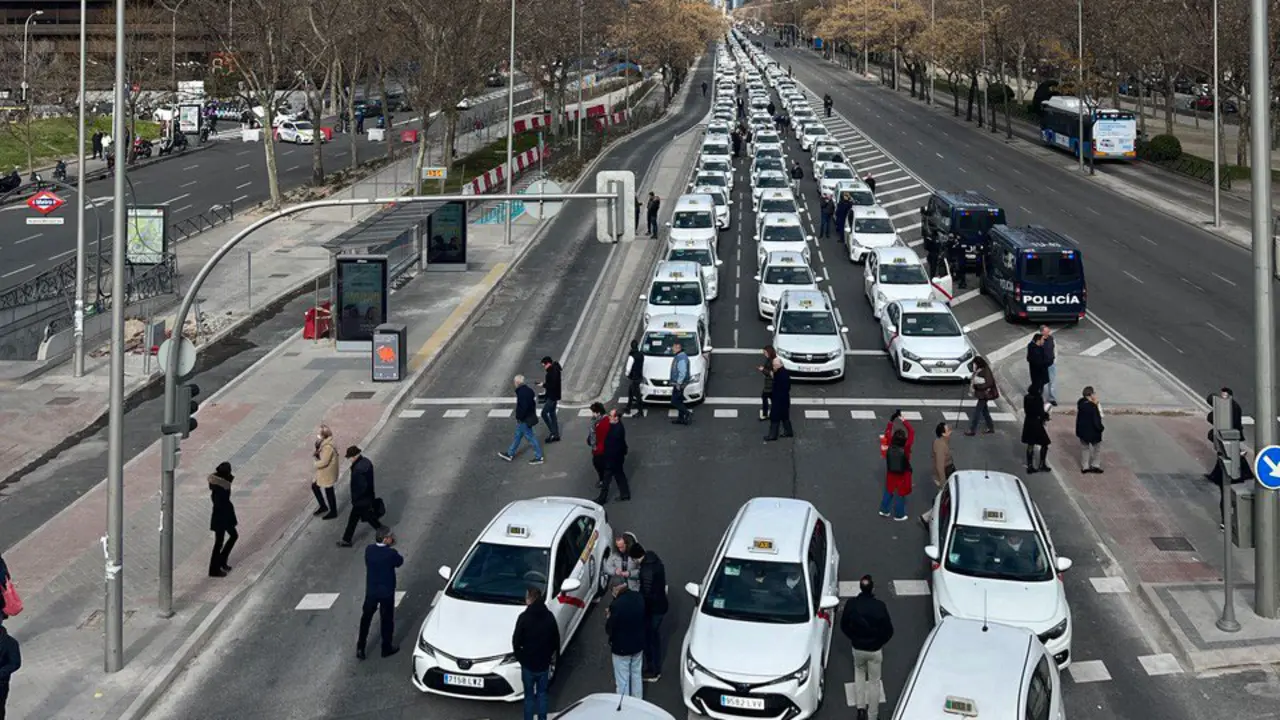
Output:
[
  {"xmin": 798, "ymin": 123, "xmax": 831, "ymax": 152},
  {"xmin": 880, "ymin": 300, "xmax": 976, "ymax": 381},
  {"xmin": 276, "ymin": 120, "xmax": 324, "ymax": 144},
  {"xmin": 413, "ymin": 497, "xmax": 612, "ymax": 701}
]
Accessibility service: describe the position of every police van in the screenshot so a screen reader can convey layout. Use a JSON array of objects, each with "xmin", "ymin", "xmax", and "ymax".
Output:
[
  {"xmin": 892, "ymin": 617, "xmax": 1066, "ymax": 720},
  {"xmin": 979, "ymin": 225, "xmax": 1087, "ymax": 323},
  {"xmin": 665, "ymin": 237, "xmax": 723, "ymax": 301},
  {"xmin": 668, "ymin": 194, "xmax": 719, "ymax": 247},
  {"xmin": 642, "ymin": 261, "xmax": 709, "ymax": 330},
  {"xmin": 918, "ymin": 191, "xmax": 1007, "ymax": 269}
]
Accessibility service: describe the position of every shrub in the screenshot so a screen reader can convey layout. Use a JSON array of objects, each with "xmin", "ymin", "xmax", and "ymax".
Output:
[{"xmin": 1145, "ymin": 134, "xmax": 1182, "ymax": 162}]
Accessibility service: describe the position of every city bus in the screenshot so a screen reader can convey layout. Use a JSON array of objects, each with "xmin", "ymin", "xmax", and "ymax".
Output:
[{"xmin": 1039, "ymin": 96, "xmax": 1137, "ymax": 160}]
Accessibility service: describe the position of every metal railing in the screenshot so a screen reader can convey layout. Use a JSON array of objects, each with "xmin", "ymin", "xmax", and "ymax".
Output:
[{"xmin": 171, "ymin": 201, "xmax": 235, "ymax": 243}]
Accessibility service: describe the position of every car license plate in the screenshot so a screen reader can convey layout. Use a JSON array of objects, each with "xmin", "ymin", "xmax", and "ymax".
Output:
[
  {"xmin": 443, "ymin": 673, "xmax": 485, "ymax": 688},
  {"xmin": 929, "ymin": 366, "xmax": 952, "ymax": 374},
  {"xmin": 797, "ymin": 364, "xmax": 820, "ymax": 372},
  {"xmin": 1026, "ymin": 305, "xmax": 1048, "ymax": 312},
  {"xmin": 721, "ymin": 695, "xmax": 766, "ymax": 710},
  {"xmin": 652, "ymin": 387, "xmax": 671, "ymax": 395}
]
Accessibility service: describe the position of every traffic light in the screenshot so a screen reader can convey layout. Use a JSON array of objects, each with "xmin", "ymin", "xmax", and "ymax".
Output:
[{"xmin": 162, "ymin": 383, "xmax": 200, "ymax": 438}]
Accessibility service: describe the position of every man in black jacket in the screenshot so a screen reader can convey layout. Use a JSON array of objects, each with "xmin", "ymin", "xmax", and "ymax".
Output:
[
  {"xmin": 629, "ymin": 543, "xmax": 669, "ymax": 681},
  {"xmin": 0, "ymin": 623, "xmax": 17, "ymax": 719},
  {"xmin": 624, "ymin": 340, "xmax": 645, "ymax": 418},
  {"xmin": 840, "ymin": 575, "xmax": 893, "ymax": 720},
  {"xmin": 512, "ymin": 586, "xmax": 560, "ymax": 720},
  {"xmin": 339, "ymin": 446, "xmax": 381, "ymax": 547},
  {"xmin": 597, "ymin": 409, "xmax": 632, "ymax": 504},
  {"xmin": 1037, "ymin": 325, "xmax": 1057, "ymax": 405},
  {"xmin": 499, "ymin": 375, "xmax": 545, "ymax": 464},
  {"xmin": 605, "ymin": 582, "xmax": 646, "ymax": 698},
  {"xmin": 357, "ymin": 526, "xmax": 403, "ymax": 659},
  {"xmin": 1075, "ymin": 386, "xmax": 1104, "ymax": 474},
  {"xmin": 538, "ymin": 356, "xmax": 563, "ymax": 443}
]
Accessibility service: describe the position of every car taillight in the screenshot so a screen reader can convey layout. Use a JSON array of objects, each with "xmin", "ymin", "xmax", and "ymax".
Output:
[{"xmin": 1014, "ymin": 283, "xmax": 1021, "ymax": 301}]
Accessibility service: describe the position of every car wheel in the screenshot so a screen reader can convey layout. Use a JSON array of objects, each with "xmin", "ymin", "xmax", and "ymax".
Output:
[
  {"xmin": 891, "ymin": 350, "xmax": 903, "ymax": 379},
  {"xmin": 1003, "ymin": 296, "xmax": 1017, "ymax": 323}
]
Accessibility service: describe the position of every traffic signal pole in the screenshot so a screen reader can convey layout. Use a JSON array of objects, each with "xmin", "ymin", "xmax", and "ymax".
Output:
[{"xmin": 156, "ymin": 189, "xmax": 624, "ymax": 613}]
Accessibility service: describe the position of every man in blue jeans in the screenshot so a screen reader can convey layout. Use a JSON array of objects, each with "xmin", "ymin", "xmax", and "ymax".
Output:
[
  {"xmin": 538, "ymin": 356, "xmax": 563, "ymax": 442},
  {"xmin": 512, "ymin": 586, "xmax": 560, "ymax": 720},
  {"xmin": 605, "ymin": 581, "xmax": 646, "ymax": 697},
  {"xmin": 669, "ymin": 343, "xmax": 691, "ymax": 425},
  {"xmin": 629, "ymin": 542, "xmax": 669, "ymax": 681},
  {"xmin": 498, "ymin": 375, "xmax": 545, "ymax": 464}
]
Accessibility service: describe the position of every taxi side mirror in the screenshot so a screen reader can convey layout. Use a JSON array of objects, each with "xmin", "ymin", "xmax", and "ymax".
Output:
[
  {"xmin": 438, "ymin": 565, "xmax": 453, "ymax": 581},
  {"xmin": 665, "ymin": 221, "xmax": 672, "ymax": 227},
  {"xmin": 819, "ymin": 595, "xmax": 840, "ymax": 611},
  {"xmin": 814, "ymin": 276, "xmax": 824, "ymax": 282},
  {"xmin": 840, "ymin": 326, "xmax": 849, "ymax": 333},
  {"xmin": 1055, "ymin": 557, "xmax": 1074, "ymax": 572},
  {"xmin": 559, "ymin": 578, "xmax": 582, "ymax": 594},
  {"xmin": 753, "ymin": 274, "xmax": 761, "ymax": 281},
  {"xmin": 685, "ymin": 582, "xmax": 701, "ymax": 598},
  {"xmin": 715, "ymin": 259, "xmax": 724, "ymax": 266},
  {"xmin": 766, "ymin": 325, "xmax": 776, "ymax": 332},
  {"xmin": 638, "ymin": 294, "xmax": 647, "ymax": 300},
  {"xmin": 924, "ymin": 545, "xmax": 940, "ymax": 561},
  {"xmin": 702, "ymin": 345, "xmax": 714, "ymax": 353},
  {"xmin": 806, "ymin": 235, "xmax": 815, "ymax": 241}
]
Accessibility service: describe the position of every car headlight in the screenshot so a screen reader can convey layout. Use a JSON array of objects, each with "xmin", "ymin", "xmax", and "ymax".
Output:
[
  {"xmin": 901, "ymin": 348, "xmax": 922, "ymax": 363},
  {"xmin": 785, "ymin": 661, "xmax": 811, "ymax": 685},
  {"xmin": 686, "ymin": 652, "xmax": 707, "ymax": 676},
  {"xmin": 417, "ymin": 634, "xmax": 436, "ymax": 654},
  {"xmin": 875, "ymin": 292, "xmax": 887, "ymax": 306},
  {"xmin": 763, "ymin": 297, "xmax": 777, "ymax": 305},
  {"xmin": 1040, "ymin": 617, "xmax": 1069, "ymax": 641},
  {"xmin": 689, "ymin": 373, "xmax": 703, "ymax": 384},
  {"xmin": 643, "ymin": 313, "xmax": 651, "ymax": 325},
  {"xmin": 776, "ymin": 348, "xmax": 793, "ymax": 359},
  {"xmin": 958, "ymin": 349, "xmax": 975, "ymax": 363}
]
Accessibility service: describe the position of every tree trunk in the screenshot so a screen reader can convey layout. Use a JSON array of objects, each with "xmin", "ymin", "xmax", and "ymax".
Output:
[
  {"xmin": 445, "ymin": 112, "xmax": 458, "ymax": 165},
  {"xmin": 379, "ymin": 68, "xmax": 393, "ymax": 160},
  {"xmin": 1002, "ymin": 63, "xmax": 1013, "ymax": 139},
  {"xmin": 1163, "ymin": 77, "xmax": 1175, "ymax": 136},
  {"xmin": 414, "ymin": 117, "xmax": 434, "ymax": 194},
  {"xmin": 309, "ymin": 65, "xmax": 332, "ymax": 186},
  {"xmin": 1014, "ymin": 43, "xmax": 1027, "ymax": 101},
  {"xmin": 948, "ymin": 73, "xmax": 961, "ymax": 116},
  {"xmin": 966, "ymin": 76, "xmax": 976, "ymax": 122},
  {"xmin": 261, "ymin": 102, "xmax": 283, "ymax": 208}
]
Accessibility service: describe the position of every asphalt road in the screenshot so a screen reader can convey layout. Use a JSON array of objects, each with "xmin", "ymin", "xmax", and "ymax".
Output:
[
  {"xmin": 776, "ymin": 45, "xmax": 1279, "ymax": 416},
  {"xmin": 140, "ymin": 44, "xmax": 1257, "ymax": 720},
  {"xmin": 0, "ymin": 84, "xmax": 545, "ymax": 293}
]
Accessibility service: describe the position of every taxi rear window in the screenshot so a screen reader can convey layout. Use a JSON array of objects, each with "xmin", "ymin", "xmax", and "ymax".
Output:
[{"xmin": 764, "ymin": 266, "xmax": 812, "ymax": 284}]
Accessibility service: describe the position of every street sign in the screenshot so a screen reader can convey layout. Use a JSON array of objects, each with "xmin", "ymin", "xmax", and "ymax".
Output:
[
  {"xmin": 523, "ymin": 179, "xmax": 563, "ymax": 220},
  {"xmin": 156, "ymin": 337, "xmax": 197, "ymax": 378},
  {"xmin": 26, "ymin": 217, "xmax": 64, "ymax": 225},
  {"xmin": 594, "ymin": 170, "xmax": 635, "ymax": 242},
  {"xmin": 1255, "ymin": 445, "xmax": 1280, "ymax": 490},
  {"xmin": 422, "ymin": 166, "xmax": 447, "ymax": 180},
  {"xmin": 27, "ymin": 190, "xmax": 65, "ymax": 215}
]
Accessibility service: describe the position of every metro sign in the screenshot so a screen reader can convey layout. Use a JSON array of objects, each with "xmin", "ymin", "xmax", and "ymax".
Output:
[{"xmin": 27, "ymin": 190, "xmax": 65, "ymax": 215}]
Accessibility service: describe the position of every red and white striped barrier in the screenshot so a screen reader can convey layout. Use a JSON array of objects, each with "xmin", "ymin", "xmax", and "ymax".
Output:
[
  {"xmin": 563, "ymin": 102, "xmax": 609, "ymax": 123},
  {"xmin": 512, "ymin": 113, "xmax": 552, "ymax": 133},
  {"xmin": 592, "ymin": 110, "xmax": 628, "ymax": 130},
  {"xmin": 463, "ymin": 145, "xmax": 552, "ymax": 195}
]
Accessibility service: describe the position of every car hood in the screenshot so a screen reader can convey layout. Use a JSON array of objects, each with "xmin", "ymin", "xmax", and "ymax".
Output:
[
  {"xmin": 941, "ymin": 575, "xmax": 1064, "ymax": 627},
  {"xmin": 899, "ymin": 334, "xmax": 970, "ymax": 359},
  {"xmin": 688, "ymin": 613, "xmax": 811, "ymax": 679},
  {"xmin": 650, "ymin": 304, "xmax": 705, "ymax": 322},
  {"xmin": 760, "ymin": 282, "xmax": 817, "ymax": 301},
  {"xmin": 758, "ymin": 240, "xmax": 807, "ymax": 256},
  {"xmin": 642, "ymin": 354, "xmax": 707, "ymax": 382},
  {"xmin": 421, "ymin": 596, "xmax": 526, "ymax": 658},
  {"xmin": 878, "ymin": 284, "xmax": 935, "ymax": 303},
  {"xmin": 777, "ymin": 334, "xmax": 842, "ymax": 355},
  {"xmin": 851, "ymin": 232, "xmax": 899, "ymax": 248}
]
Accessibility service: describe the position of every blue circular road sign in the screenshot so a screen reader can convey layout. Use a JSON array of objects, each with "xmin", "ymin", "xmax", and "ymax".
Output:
[{"xmin": 1253, "ymin": 445, "xmax": 1280, "ymax": 490}]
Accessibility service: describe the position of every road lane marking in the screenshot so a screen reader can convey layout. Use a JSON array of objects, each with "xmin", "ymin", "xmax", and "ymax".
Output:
[
  {"xmin": 47, "ymin": 249, "xmax": 75, "ymax": 261},
  {"xmin": 1138, "ymin": 654, "xmax": 1182, "ymax": 676},
  {"xmin": 890, "ymin": 210, "xmax": 918, "ymax": 221},
  {"xmin": 287, "ymin": 165, "xmax": 300, "ymax": 172},
  {"xmin": 1139, "ymin": 234, "xmax": 1157, "ymax": 246},
  {"xmin": 1079, "ymin": 339, "xmax": 1116, "ymax": 357},
  {"xmin": 963, "ymin": 311, "xmax": 1004, "ymax": 332},
  {"xmin": 876, "ymin": 176, "xmax": 914, "ymax": 187},
  {"xmin": 1206, "ymin": 321, "xmax": 1235, "ymax": 341},
  {"xmin": 1159, "ymin": 335, "xmax": 1185, "ymax": 354},
  {"xmin": 235, "ymin": 164, "xmax": 250, "ymax": 171},
  {"xmin": 949, "ymin": 289, "xmax": 981, "ymax": 307},
  {"xmin": 860, "ymin": 160, "xmax": 895, "ymax": 171},
  {"xmin": 804, "ymin": 410, "xmax": 830, "ymax": 419},
  {"xmin": 236, "ymin": 149, "xmax": 252, "ymax": 155},
  {"xmin": 1181, "ymin": 276, "xmax": 1204, "ymax": 292},
  {"xmin": 878, "ymin": 192, "xmax": 930, "ymax": 208},
  {"xmin": 181, "ymin": 180, "xmax": 198, "ymax": 188},
  {"xmin": 236, "ymin": 182, "xmax": 252, "ymax": 189},
  {"xmin": 1122, "ymin": 270, "xmax": 1144, "ymax": 284},
  {"xmin": 1089, "ymin": 576, "xmax": 1129, "ymax": 593},
  {"xmin": 182, "ymin": 164, "xmax": 199, "ymax": 171},
  {"xmin": 294, "ymin": 593, "xmax": 339, "ymax": 610},
  {"xmin": 486, "ymin": 409, "xmax": 512, "ymax": 418},
  {"xmin": 175, "ymin": 204, "xmax": 193, "ymax": 213},
  {"xmin": 713, "ymin": 409, "xmax": 738, "ymax": 418},
  {"xmin": 160, "ymin": 193, "xmax": 190, "ymax": 205},
  {"xmin": 1, "ymin": 264, "xmax": 35, "ymax": 278},
  {"xmin": 986, "ymin": 334, "xmax": 1029, "ymax": 364},
  {"xmin": 398, "ymin": 409, "xmax": 425, "ymax": 419},
  {"xmin": 233, "ymin": 194, "xmax": 249, "ymax": 204},
  {"xmin": 441, "ymin": 409, "xmax": 471, "ymax": 418},
  {"xmin": 16, "ymin": 233, "xmax": 42, "ymax": 244},
  {"xmin": 850, "ymin": 410, "xmax": 877, "ymax": 420},
  {"xmin": 892, "ymin": 579, "xmax": 930, "ymax": 596},
  {"xmin": 1068, "ymin": 660, "xmax": 1112, "ymax": 683},
  {"xmin": 1212, "ymin": 271, "xmax": 1236, "ymax": 286}
]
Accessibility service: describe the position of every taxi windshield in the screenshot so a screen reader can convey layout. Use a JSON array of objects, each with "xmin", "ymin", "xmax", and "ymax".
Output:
[
  {"xmin": 756, "ymin": 133, "xmax": 780, "ymax": 144},
  {"xmin": 805, "ymin": 126, "xmax": 828, "ymax": 136},
  {"xmin": 701, "ymin": 558, "xmax": 810, "ymax": 624},
  {"xmin": 702, "ymin": 159, "xmax": 730, "ymax": 172},
  {"xmin": 757, "ymin": 175, "xmax": 788, "ymax": 188},
  {"xmin": 779, "ymin": 310, "xmax": 837, "ymax": 334},
  {"xmin": 650, "ymin": 281, "xmax": 703, "ymax": 306},
  {"xmin": 704, "ymin": 192, "xmax": 726, "ymax": 206},
  {"xmin": 703, "ymin": 144, "xmax": 729, "ymax": 156},
  {"xmin": 816, "ymin": 150, "xmax": 841, "ymax": 162},
  {"xmin": 755, "ymin": 147, "xmax": 783, "ymax": 159},
  {"xmin": 762, "ymin": 224, "xmax": 804, "ymax": 243},
  {"xmin": 854, "ymin": 218, "xmax": 894, "ymax": 234},
  {"xmin": 643, "ymin": 330, "xmax": 700, "ymax": 356},
  {"xmin": 293, "ymin": 121, "xmax": 314, "ymax": 130},
  {"xmin": 447, "ymin": 542, "xmax": 551, "ymax": 605},
  {"xmin": 764, "ymin": 266, "xmax": 813, "ymax": 285},
  {"xmin": 823, "ymin": 167, "xmax": 855, "ymax": 180},
  {"xmin": 669, "ymin": 248, "xmax": 713, "ymax": 266},
  {"xmin": 901, "ymin": 312, "xmax": 962, "ymax": 337},
  {"xmin": 848, "ymin": 191, "xmax": 876, "ymax": 206},
  {"xmin": 944, "ymin": 525, "xmax": 1053, "ymax": 582},
  {"xmin": 760, "ymin": 199, "xmax": 798, "ymax": 214},
  {"xmin": 673, "ymin": 211, "xmax": 714, "ymax": 229},
  {"xmin": 696, "ymin": 174, "xmax": 726, "ymax": 187},
  {"xmin": 879, "ymin": 263, "xmax": 929, "ymax": 284},
  {"xmin": 755, "ymin": 158, "xmax": 784, "ymax": 172}
]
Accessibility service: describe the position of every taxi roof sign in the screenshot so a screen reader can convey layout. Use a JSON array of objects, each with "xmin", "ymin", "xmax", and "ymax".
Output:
[
  {"xmin": 506, "ymin": 524, "xmax": 531, "ymax": 538},
  {"xmin": 778, "ymin": 256, "xmax": 796, "ymax": 263},
  {"xmin": 982, "ymin": 508, "xmax": 1006, "ymax": 523},
  {"xmin": 670, "ymin": 271, "xmax": 685, "ymax": 278},
  {"xmin": 798, "ymin": 299, "xmax": 814, "ymax": 308},
  {"xmin": 750, "ymin": 538, "xmax": 778, "ymax": 553},
  {"xmin": 662, "ymin": 320, "xmax": 682, "ymax": 328},
  {"xmin": 943, "ymin": 696, "xmax": 977, "ymax": 716}
]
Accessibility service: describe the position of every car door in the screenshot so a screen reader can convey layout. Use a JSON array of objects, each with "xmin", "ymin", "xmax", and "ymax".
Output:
[
  {"xmin": 931, "ymin": 259, "xmax": 954, "ymax": 303},
  {"xmin": 550, "ymin": 517, "xmax": 597, "ymax": 643},
  {"xmin": 805, "ymin": 521, "xmax": 831, "ymax": 667},
  {"xmin": 881, "ymin": 303, "xmax": 899, "ymax": 350},
  {"xmin": 863, "ymin": 254, "xmax": 877, "ymax": 303},
  {"xmin": 698, "ymin": 321, "xmax": 712, "ymax": 375}
]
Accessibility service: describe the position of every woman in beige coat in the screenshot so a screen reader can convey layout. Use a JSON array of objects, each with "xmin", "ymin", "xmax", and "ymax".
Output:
[{"xmin": 312, "ymin": 425, "xmax": 339, "ymax": 518}]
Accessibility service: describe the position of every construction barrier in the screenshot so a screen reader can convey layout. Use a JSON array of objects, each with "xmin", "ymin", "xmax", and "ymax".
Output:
[
  {"xmin": 464, "ymin": 145, "xmax": 551, "ymax": 196},
  {"xmin": 400, "ymin": 129, "xmax": 419, "ymax": 143},
  {"xmin": 319, "ymin": 127, "xmax": 334, "ymax": 141},
  {"xmin": 592, "ymin": 110, "xmax": 629, "ymax": 131}
]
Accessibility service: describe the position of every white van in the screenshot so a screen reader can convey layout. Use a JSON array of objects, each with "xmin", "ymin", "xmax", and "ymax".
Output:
[
  {"xmin": 667, "ymin": 194, "xmax": 718, "ymax": 246},
  {"xmin": 893, "ymin": 617, "xmax": 1066, "ymax": 720}
]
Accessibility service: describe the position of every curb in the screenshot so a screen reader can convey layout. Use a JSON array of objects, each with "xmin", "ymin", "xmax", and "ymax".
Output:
[{"xmin": 113, "ymin": 85, "xmax": 656, "ymax": 720}]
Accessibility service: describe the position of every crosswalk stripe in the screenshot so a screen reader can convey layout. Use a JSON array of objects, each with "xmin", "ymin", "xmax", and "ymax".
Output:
[{"xmin": 804, "ymin": 409, "xmax": 830, "ymax": 419}]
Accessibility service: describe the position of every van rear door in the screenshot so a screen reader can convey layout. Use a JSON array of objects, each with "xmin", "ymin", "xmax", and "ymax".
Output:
[{"xmin": 1017, "ymin": 250, "xmax": 1086, "ymax": 320}]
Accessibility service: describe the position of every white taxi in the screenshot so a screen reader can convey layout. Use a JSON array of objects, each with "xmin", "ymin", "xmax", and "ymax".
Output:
[
  {"xmin": 768, "ymin": 290, "xmax": 847, "ymax": 380},
  {"xmin": 846, "ymin": 206, "xmax": 902, "ymax": 263},
  {"xmin": 752, "ymin": 130, "xmax": 783, "ymax": 153},
  {"xmin": 798, "ymin": 123, "xmax": 830, "ymax": 152},
  {"xmin": 681, "ymin": 498, "xmax": 841, "ymax": 719},
  {"xmin": 863, "ymin": 247, "xmax": 953, "ymax": 320},
  {"xmin": 637, "ymin": 314, "xmax": 711, "ymax": 405},
  {"xmin": 880, "ymin": 300, "xmax": 976, "ymax": 381},
  {"xmin": 751, "ymin": 146, "xmax": 785, "ymax": 175},
  {"xmin": 751, "ymin": 157, "xmax": 787, "ymax": 186},
  {"xmin": 755, "ymin": 213, "xmax": 810, "ymax": 271},
  {"xmin": 754, "ymin": 188, "xmax": 799, "ymax": 218},
  {"xmin": 692, "ymin": 171, "xmax": 729, "ymax": 196},
  {"xmin": 554, "ymin": 694, "xmax": 677, "ymax": 719},
  {"xmin": 276, "ymin": 119, "xmax": 324, "ymax": 144},
  {"xmin": 817, "ymin": 163, "xmax": 857, "ymax": 202},
  {"xmin": 642, "ymin": 260, "xmax": 709, "ymax": 329},
  {"xmin": 414, "ymin": 497, "xmax": 613, "ymax": 700},
  {"xmin": 666, "ymin": 236, "xmax": 723, "ymax": 300},
  {"xmin": 698, "ymin": 155, "xmax": 734, "ymax": 190},
  {"xmin": 701, "ymin": 138, "xmax": 732, "ymax": 166},
  {"xmin": 692, "ymin": 184, "xmax": 731, "ymax": 231},
  {"xmin": 810, "ymin": 144, "xmax": 846, "ymax": 179},
  {"xmin": 925, "ymin": 471, "xmax": 1074, "ymax": 668},
  {"xmin": 705, "ymin": 121, "xmax": 732, "ymax": 139},
  {"xmin": 755, "ymin": 251, "xmax": 822, "ymax": 320},
  {"xmin": 752, "ymin": 170, "xmax": 792, "ymax": 201}
]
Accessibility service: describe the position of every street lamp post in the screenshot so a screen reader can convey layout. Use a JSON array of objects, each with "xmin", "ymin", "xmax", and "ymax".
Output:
[
  {"xmin": 862, "ymin": 0, "xmax": 868, "ymax": 75},
  {"xmin": 928, "ymin": 0, "xmax": 935, "ymax": 105},
  {"xmin": 1211, "ymin": 0, "xmax": 1221, "ymax": 227},
  {"xmin": 21, "ymin": 10, "xmax": 45, "ymax": 174},
  {"xmin": 979, "ymin": 0, "xmax": 987, "ymax": 128},
  {"xmin": 105, "ymin": 0, "xmax": 127, "ymax": 672},
  {"xmin": 1076, "ymin": 0, "xmax": 1085, "ymax": 172},
  {"xmin": 74, "ymin": 0, "xmax": 87, "ymax": 378},
  {"xmin": 503, "ymin": 0, "xmax": 517, "ymax": 247},
  {"xmin": 576, "ymin": 0, "xmax": 584, "ymax": 157}
]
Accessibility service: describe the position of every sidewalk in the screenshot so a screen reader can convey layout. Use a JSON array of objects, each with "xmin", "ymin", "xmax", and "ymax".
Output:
[
  {"xmin": 0, "ymin": 119, "xmax": 509, "ymax": 489},
  {"xmin": 0, "ymin": 143, "xmax": 559, "ymax": 720}
]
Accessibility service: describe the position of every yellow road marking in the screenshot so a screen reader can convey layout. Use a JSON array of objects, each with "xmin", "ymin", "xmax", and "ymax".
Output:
[{"xmin": 409, "ymin": 262, "xmax": 508, "ymax": 371}]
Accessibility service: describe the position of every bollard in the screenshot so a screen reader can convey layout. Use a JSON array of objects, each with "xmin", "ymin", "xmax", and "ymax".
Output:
[{"xmin": 247, "ymin": 250, "xmax": 253, "ymax": 311}]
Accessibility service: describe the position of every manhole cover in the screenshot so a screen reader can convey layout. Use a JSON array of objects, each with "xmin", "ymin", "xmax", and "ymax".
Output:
[
  {"xmin": 345, "ymin": 391, "xmax": 376, "ymax": 400},
  {"xmin": 46, "ymin": 396, "xmax": 79, "ymax": 406},
  {"xmin": 1151, "ymin": 536, "xmax": 1195, "ymax": 552}
]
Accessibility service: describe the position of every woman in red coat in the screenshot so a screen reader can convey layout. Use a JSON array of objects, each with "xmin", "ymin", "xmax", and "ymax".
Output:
[{"xmin": 879, "ymin": 411, "xmax": 915, "ymax": 521}]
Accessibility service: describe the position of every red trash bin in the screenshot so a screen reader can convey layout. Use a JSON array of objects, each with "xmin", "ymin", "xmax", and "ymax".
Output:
[
  {"xmin": 319, "ymin": 126, "xmax": 334, "ymax": 141},
  {"xmin": 303, "ymin": 302, "xmax": 332, "ymax": 339},
  {"xmin": 400, "ymin": 129, "xmax": 419, "ymax": 143}
]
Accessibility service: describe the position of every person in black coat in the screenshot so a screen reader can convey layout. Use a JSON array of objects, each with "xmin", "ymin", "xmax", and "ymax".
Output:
[
  {"xmin": 629, "ymin": 543, "xmax": 668, "ymax": 680},
  {"xmin": 597, "ymin": 409, "xmax": 631, "ymax": 504},
  {"xmin": 357, "ymin": 526, "xmax": 403, "ymax": 659},
  {"xmin": 0, "ymin": 623, "xmax": 19, "ymax": 718},
  {"xmin": 605, "ymin": 582, "xmax": 646, "ymax": 698},
  {"xmin": 834, "ymin": 192, "xmax": 854, "ymax": 245},
  {"xmin": 1075, "ymin": 386, "xmax": 1104, "ymax": 473},
  {"xmin": 0, "ymin": 555, "xmax": 9, "ymax": 620},
  {"xmin": 208, "ymin": 462, "xmax": 238, "ymax": 577},
  {"xmin": 840, "ymin": 575, "xmax": 893, "ymax": 719},
  {"xmin": 624, "ymin": 340, "xmax": 645, "ymax": 417},
  {"xmin": 1026, "ymin": 333, "xmax": 1051, "ymax": 391},
  {"xmin": 339, "ymin": 446, "xmax": 381, "ymax": 547},
  {"xmin": 765, "ymin": 357, "xmax": 793, "ymax": 441},
  {"xmin": 538, "ymin": 356, "xmax": 563, "ymax": 443},
  {"xmin": 1022, "ymin": 385, "xmax": 1051, "ymax": 473},
  {"xmin": 512, "ymin": 586, "xmax": 560, "ymax": 720}
]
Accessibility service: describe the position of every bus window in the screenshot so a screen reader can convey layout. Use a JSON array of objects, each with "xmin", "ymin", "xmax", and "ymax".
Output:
[{"xmin": 1023, "ymin": 254, "xmax": 1081, "ymax": 283}]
